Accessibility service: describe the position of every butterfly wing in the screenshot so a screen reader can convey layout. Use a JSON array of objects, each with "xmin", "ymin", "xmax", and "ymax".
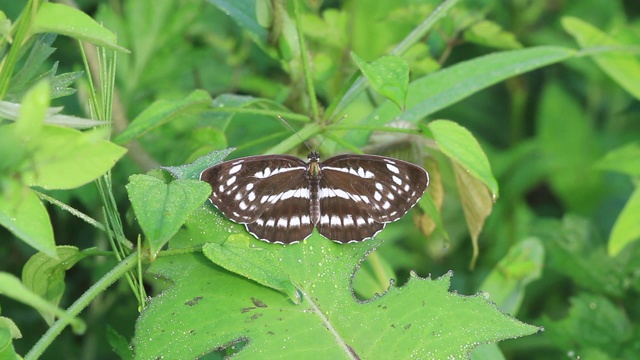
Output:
[
  {"xmin": 200, "ymin": 155, "xmax": 314, "ymax": 244},
  {"xmin": 318, "ymin": 154, "xmax": 428, "ymax": 243}
]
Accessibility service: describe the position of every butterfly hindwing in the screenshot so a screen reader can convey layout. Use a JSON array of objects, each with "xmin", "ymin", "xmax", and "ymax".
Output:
[{"xmin": 318, "ymin": 154, "xmax": 429, "ymax": 242}]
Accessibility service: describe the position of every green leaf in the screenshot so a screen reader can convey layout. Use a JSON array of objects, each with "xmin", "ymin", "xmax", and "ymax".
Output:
[
  {"xmin": 207, "ymin": 0, "xmax": 269, "ymax": 52},
  {"xmin": 15, "ymin": 79, "xmax": 48, "ymax": 141},
  {"xmin": 107, "ymin": 325, "xmax": 134, "ymax": 360},
  {"xmin": 0, "ymin": 179, "xmax": 55, "ymax": 258},
  {"xmin": 22, "ymin": 246, "xmax": 89, "ymax": 325},
  {"xmin": 31, "ymin": 2, "xmax": 127, "ymax": 52},
  {"xmin": 363, "ymin": 46, "xmax": 574, "ymax": 128},
  {"xmin": 22, "ymin": 126, "xmax": 127, "ymax": 190},
  {"xmin": 0, "ymin": 317, "xmax": 21, "ymax": 340},
  {"xmin": 542, "ymin": 293, "xmax": 632, "ymax": 355},
  {"xmin": 162, "ymin": 148, "xmax": 236, "ymax": 180},
  {"xmin": 203, "ymin": 235, "xmax": 302, "ymax": 304},
  {"xmin": 535, "ymin": 216, "xmax": 625, "ymax": 297},
  {"xmin": 0, "ymin": 12, "xmax": 11, "ymax": 43},
  {"xmin": 351, "ymin": 53, "xmax": 409, "ymax": 110},
  {"xmin": 113, "ymin": 90, "xmax": 212, "ymax": 144},
  {"xmin": 452, "ymin": 161, "xmax": 494, "ymax": 268},
  {"xmin": 593, "ymin": 142, "xmax": 640, "ymax": 177},
  {"xmin": 427, "ymin": 120, "xmax": 498, "ymax": 197},
  {"xmin": 537, "ymin": 81, "xmax": 603, "ymax": 212},
  {"xmin": 464, "ymin": 20, "xmax": 523, "ymax": 50},
  {"xmin": 126, "ymin": 175, "xmax": 212, "ymax": 259},
  {"xmin": 562, "ymin": 16, "xmax": 640, "ymax": 100},
  {"xmin": 479, "ymin": 238, "xmax": 544, "ymax": 315},
  {"xmin": 608, "ymin": 187, "xmax": 640, "ymax": 256},
  {"xmin": 134, "ymin": 212, "xmax": 539, "ymax": 359},
  {"xmin": 0, "ymin": 323, "xmax": 19, "ymax": 360},
  {"xmin": 0, "ymin": 272, "xmax": 85, "ymax": 334}
]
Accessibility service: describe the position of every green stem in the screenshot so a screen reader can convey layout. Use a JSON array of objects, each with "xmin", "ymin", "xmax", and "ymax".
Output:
[
  {"xmin": 24, "ymin": 252, "xmax": 140, "ymax": 360},
  {"xmin": 326, "ymin": 0, "xmax": 460, "ymax": 119},
  {"xmin": 294, "ymin": 0, "xmax": 320, "ymax": 120}
]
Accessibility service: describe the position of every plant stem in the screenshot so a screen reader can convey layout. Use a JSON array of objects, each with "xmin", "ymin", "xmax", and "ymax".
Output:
[
  {"xmin": 24, "ymin": 252, "xmax": 139, "ymax": 360},
  {"xmin": 327, "ymin": 0, "xmax": 460, "ymax": 119}
]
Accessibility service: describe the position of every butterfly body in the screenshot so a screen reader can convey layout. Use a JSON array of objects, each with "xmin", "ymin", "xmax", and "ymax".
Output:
[{"xmin": 200, "ymin": 151, "xmax": 429, "ymax": 244}]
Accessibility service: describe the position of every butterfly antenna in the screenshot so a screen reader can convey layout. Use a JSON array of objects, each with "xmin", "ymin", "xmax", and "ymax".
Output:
[
  {"xmin": 277, "ymin": 115, "xmax": 314, "ymax": 153},
  {"xmin": 316, "ymin": 114, "xmax": 348, "ymax": 149}
]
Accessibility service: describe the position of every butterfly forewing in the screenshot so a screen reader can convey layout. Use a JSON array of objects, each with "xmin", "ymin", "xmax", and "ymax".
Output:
[
  {"xmin": 200, "ymin": 151, "xmax": 429, "ymax": 244},
  {"xmin": 200, "ymin": 155, "xmax": 308, "ymax": 224},
  {"xmin": 318, "ymin": 154, "xmax": 429, "ymax": 243}
]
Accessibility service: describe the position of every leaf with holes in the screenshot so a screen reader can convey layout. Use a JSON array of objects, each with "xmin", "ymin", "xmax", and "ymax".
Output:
[{"xmin": 133, "ymin": 209, "xmax": 540, "ymax": 359}]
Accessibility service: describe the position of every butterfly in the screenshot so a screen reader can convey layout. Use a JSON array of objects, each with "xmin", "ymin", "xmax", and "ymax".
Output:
[{"xmin": 200, "ymin": 150, "xmax": 429, "ymax": 244}]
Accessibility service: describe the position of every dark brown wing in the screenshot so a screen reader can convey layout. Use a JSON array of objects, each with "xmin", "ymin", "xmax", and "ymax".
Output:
[
  {"xmin": 317, "ymin": 154, "xmax": 428, "ymax": 243},
  {"xmin": 200, "ymin": 155, "xmax": 314, "ymax": 244}
]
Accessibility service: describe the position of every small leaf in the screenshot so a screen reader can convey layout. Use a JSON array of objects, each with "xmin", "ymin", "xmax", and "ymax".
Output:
[
  {"xmin": 126, "ymin": 175, "xmax": 212, "ymax": 259},
  {"xmin": 536, "ymin": 216, "xmax": 625, "ymax": 297},
  {"xmin": 0, "ymin": 12, "xmax": 12, "ymax": 43},
  {"xmin": 593, "ymin": 142, "xmax": 640, "ymax": 177},
  {"xmin": 608, "ymin": 187, "xmax": 640, "ymax": 256},
  {"xmin": 542, "ymin": 293, "xmax": 632, "ymax": 352},
  {"xmin": 0, "ymin": 272, "xmax": 85, "ymax": 334},
  {"xmin": 0, "ymin": 317, "xmax": 21, "ymax": 339},
  {"xmin": 453, "ymin": 161, "xmax": 493, "ymax": 268},
  {"xmin": 203, "ymin": 235, "xmax": 302, "ymax": 303},
  {"xmin": 0, "ymin": 179, "xmax": 56, "ymax": 258},
  {"xmin": 22, "ymin": 246, "xmax": 88, "ymax": 324},
  {"xmin": 563, "ymin": 16, "xmax": 640, "ymax": 100},
  {"xmin": 107, "ymin": 325, "xmax": 134, "ymax": 360},
  {"xmin": 22, "ymin": 126, "xmax": 127, "ymax": 190},
  {"xmin": 464, "ymin": 20, "xmax": 523, "ymax": 50},
  {"xmin": 0, "ymin": 324, "xmax": 19, "ymax": 360},
  {"xmin": 428, "ymin": 120, "xmax": 499, "ymax": 197},
  {"xmin": 114, "ymin": 90, "xmax": 212, "ymax": 144},
  {"xmin": 479, "ymin": 238, "xmax": 544, "ymax": 315},
  {"xmin": 15, "ymin": 80, "xmax": 49, "ymax": 142},
  {"xmin": 162, "ymin": 148, "xmax": 236, "ymax": 180},
  {"xmin": 32, "ymin": 2, "xmax": 127, "ymax": 52},
  {"xmin": 352, "ymin": 53, "xmax": 409, "ymax": 110},
  {"xmin": 207, "ymin": 0, "xmax": 269, "ymax": 52},
  {"xmin": 362, "ymin": 46, "xmax": 574, "ymax": 130}
]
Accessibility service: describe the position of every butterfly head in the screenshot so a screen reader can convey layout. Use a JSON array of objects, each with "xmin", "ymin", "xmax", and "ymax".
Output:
[{"xmin": 308, "ymin": 151, "xmax": 320, "ymax": 163}]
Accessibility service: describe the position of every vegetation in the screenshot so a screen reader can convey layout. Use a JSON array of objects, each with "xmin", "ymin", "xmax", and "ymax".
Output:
[{"xmin": 1, "ymin": 0, "xmax": 639, "ymax": 359}]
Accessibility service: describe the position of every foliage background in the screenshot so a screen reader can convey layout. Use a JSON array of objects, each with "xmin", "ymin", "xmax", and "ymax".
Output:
[{"xmin": 1, "ymin": 0, "xmax": 640, "ymax": 359}]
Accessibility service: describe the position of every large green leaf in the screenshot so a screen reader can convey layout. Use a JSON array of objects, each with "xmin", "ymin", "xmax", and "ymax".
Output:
[
  {"xmin": 361, "ymin": 46, "xmax": 574, "ymax": 129},
  {"xmin": 21, "ymin": 125, "xmax": 127, "ymax": 190},
  {"xmin": 31, "ymin": 2, "xmax": 126, "ymax": 52},
  {"xmin": 113, "ymin": 90, "xmax": 212, "ymax": 144},
  {"xmin": 563, "ymin": 16, "xmax": 640, "ymax": 100},
  {"xmin": 133, "ymin": 211, "xmax": 539, "ymax": 359}
]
